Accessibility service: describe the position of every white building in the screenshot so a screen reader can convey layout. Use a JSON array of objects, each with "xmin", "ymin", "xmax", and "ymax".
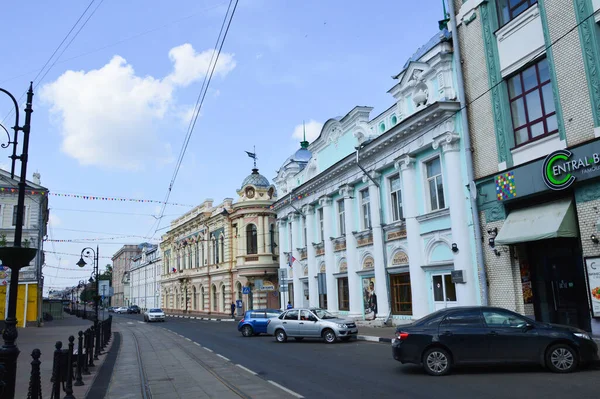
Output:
[{"xmin": 129, "ymin": 245, "xmax": 162, "ymax": 311}]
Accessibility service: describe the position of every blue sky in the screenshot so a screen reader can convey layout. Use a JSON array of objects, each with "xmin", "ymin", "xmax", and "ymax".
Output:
[{"xmin": 0, "ymin": 0, "xmax": 446, "ymax": 293}]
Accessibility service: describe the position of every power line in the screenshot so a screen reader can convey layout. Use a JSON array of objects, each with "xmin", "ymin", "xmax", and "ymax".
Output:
[
  {"xmin": 44, "ymin": 250, "xmax": 112, "ymax": 259},
  {"xmin": 51, "ymin": 207, "xmax": 180, "ymax": 218}
]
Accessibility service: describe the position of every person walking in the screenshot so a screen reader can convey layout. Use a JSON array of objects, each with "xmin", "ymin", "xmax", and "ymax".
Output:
[
  {"xmin": 287, "ymin": 301, "xmax": 293, "ymax": 309},
  {"xmin": 231, "ymin": 302, "xmax": 236, "ymax": 318}
]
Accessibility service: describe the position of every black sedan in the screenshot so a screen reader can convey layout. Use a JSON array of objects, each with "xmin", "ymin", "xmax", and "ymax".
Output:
[
  {"xmin": 392, "ymin": 306, "xmax": 598, "ymax": 376},
  {"xmin": 127, "ymin": 305, "xmax": 141, "ymax": 314}
]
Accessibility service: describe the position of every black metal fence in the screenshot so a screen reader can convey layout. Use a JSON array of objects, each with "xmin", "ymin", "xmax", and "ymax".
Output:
[{"xmin": 24, "ymin": 316, "xmax": 112, "ymax": 399}]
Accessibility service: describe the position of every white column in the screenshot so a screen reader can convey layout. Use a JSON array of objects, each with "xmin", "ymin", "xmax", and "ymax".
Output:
[
  {"xmin": 366, "ymin": 173, "xmax": 390, "ymax": 318},
  {"xmin": 304, "ymin": 205, "xmax": 319, "ymax": 308},
  {"xmin": 278, "ymin": 219, "xmax": 288, "ymax": 310},
  {"xmin": 264, "ymin": 216, "xmax": 271, "ymax": 253},
  {"xmin": 397, "ymin": 155, "xmax": 428, "ymax": 318},
  {"xmin": 434, "ymin": 133, "xmax": 478, "ymax": 306},
  {"xmin": 290, "ymin": 213, "xmax": 303, "ymax": 307},
  {"xmin": 320, "ymin": 197, "xmax": 338, "ymax": 313},
  {"xmin": 257, "ymin": 215, "xmax": 265, "ymax": 254},
  {"xmin": 341, "ymin": 185, "xmax": 362, "ymax": 317}
]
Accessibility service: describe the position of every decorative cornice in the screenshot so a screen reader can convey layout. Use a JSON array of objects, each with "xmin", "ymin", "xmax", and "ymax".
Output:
[
  {"xmin": 415, "ymin": 208, "xmax": 450, "ymax": 222},
  {"xmin": 395, "ymin": 155, "xmax": 416, "ymax": 171},
  {"xmin": 302, "ymin": 204, "xmax": 314, "ymax": 214},
  {"xmin": 338, "ymin": 184, "xmax": 354, "ymax": 198},
  {"xmin": 432, "ymin": 132, "xmax": 460, "ymax": 152},
  {"xmin": 318, "ymin": 196, "xmax": 333, "ymax": 207}
]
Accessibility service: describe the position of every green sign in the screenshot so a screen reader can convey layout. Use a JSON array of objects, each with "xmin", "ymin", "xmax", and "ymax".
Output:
[{"xmin": 543, "ymin": 149, "xmax": 600, "ymax": 190}]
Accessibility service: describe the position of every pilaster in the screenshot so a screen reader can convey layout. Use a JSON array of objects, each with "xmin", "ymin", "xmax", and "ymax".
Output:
[
  {"xmin": 303, "ymin": 204, "xmax": 319, "ymax": 308},
  {"xmin": 340, "ymin": 184, "xmax": 362, "ymax": 316},
  {"xmin": 319, "ymin": 196, "xmax": 338, "ymax": 313}
]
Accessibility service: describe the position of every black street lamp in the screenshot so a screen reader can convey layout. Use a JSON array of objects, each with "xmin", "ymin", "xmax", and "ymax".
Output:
[
  {"xmin": 0, "ymin": 83, "xmax": 37, "ymax": 399},
  {"xmin": 77, "ymin": 246, "xmax": 100, "ymax": 360}
]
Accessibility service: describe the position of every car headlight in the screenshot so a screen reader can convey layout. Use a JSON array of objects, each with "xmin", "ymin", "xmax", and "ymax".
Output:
[
  {"xmin": 337, "ymin": 323, "xmax": 347, "ymax": 329},
  {"xmin": 574, "ymin": 332, "xmax": 591, "ymax": 340}
]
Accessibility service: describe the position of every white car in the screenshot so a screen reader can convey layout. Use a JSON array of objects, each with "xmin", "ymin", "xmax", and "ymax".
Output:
[
  {"xmin": 114, "ymin": 307, "xmax": 128, "ymax": 314},
  {"xmin": 144, "ymin": 308, "xmax": 166, "ymax": 322}
]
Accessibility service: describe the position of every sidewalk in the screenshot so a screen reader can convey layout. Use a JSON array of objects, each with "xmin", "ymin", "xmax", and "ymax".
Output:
[
  {"xmin": 104, "ymin": 318, "xmax": 301, "ymax": 399},
  {"xmin": 357, "ymin": 326, "xmax": 396, "ymax": 343},
  {"xmin": 15, "ymin": 313, "xmax": 111, "ymax": 398}
]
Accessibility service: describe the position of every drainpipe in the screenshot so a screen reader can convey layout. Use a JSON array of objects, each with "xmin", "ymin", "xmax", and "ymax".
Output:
[{"xmin": 448, "ymin": 0, "xmax": 488, "ymax": 305}]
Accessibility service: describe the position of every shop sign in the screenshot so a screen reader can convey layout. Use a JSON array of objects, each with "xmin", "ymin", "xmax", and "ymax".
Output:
[
  {"xmin": 543, "ymin": 149, "xmax": 600, "ymax": 190},
  {"xmin": 584, "ymin": 257, "xmax": 600, "ymax": 318},
  {"xmin": 259, "ymin": 281, "xmax": 275, "ymax": 291}
]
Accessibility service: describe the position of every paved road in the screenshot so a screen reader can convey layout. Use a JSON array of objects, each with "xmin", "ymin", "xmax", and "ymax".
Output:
[{"xmin": 113, "ymin": 313, "xmax": 600, "ymax": 399}]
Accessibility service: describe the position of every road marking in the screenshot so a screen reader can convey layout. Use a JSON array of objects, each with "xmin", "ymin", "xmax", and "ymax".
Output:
[
  {"xmin": 267, "ymin": 380, "xmax": 304, "ymax": 398},
  {"xmin": 193, "ymin": 342, "xmax": 201, "ymax": 346},
  {"xmin": 203, "ymin": 347, "xmax": 213, "ymax": 353},
  {"xmin": 127, "ymin": 322, "xmax": 134, "ymax": 325},
  {"xmin": 235, "ymin": 364, "xmax": 257, "ymax": 375},
  {"xmin": 137, "ymin": 321, "xmax": 144, "ymax": 324},
  {"xmin": 185, "ymin": 337, "xmax": 192, "ymax": 342},
  {"xmin": 216, "ymin": 354, "xmax": 230, "ymax": 361}
]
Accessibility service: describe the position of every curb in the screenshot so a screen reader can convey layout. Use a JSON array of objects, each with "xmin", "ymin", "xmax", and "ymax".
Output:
[
  {"xmin": 166, "ymin": 314, "xmax": 236, "ymax": 322},
  {"xmin": 357, "ymin": 335, "xmax": 393, "ymax": 344}
]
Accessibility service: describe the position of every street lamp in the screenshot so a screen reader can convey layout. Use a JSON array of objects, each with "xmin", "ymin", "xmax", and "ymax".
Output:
[
  {"xmin": 77, "ymin": 246, "xmax": 100, "ymax": 360},
  {"xmin": 0, "ymin": 83, "xmax": 36, "ymax": 399}
]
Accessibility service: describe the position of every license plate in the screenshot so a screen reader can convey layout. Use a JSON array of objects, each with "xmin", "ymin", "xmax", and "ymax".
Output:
[{"xmin": 350, "ymin": 329, "xmax": 358, "ymax": 334}]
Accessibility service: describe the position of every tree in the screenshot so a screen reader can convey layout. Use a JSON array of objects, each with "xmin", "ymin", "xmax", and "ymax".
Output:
[{"xmin": 98, "ymin": 264, "xmax": 112, "ymax": 285}]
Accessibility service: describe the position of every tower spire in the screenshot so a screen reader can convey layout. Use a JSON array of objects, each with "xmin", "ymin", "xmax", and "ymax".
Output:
[{"xmin": 300, "ymin": 120, "xmax": 309, "ymax": 149}]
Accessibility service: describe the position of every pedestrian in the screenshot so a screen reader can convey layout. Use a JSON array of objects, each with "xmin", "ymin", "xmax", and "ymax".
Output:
[
  {"xmin": 287, "ymin": 301, "xmax": 293, "ymax": 309},
  {"xmin": 231, "ymin": 302, "xmax": 236, "ymax": 318}
]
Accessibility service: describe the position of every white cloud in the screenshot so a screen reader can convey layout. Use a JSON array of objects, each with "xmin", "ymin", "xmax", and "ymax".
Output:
[
  {"xmin": 291, "ymin": 120, "xmax": 323, "ymax": 142},
  {"xmin": 40, "ymin": 44, "xmax": 236, "ymax": 170},
  {"xmin": 49, "ymin": 213, "xmax": 61, "ymax": 227}
]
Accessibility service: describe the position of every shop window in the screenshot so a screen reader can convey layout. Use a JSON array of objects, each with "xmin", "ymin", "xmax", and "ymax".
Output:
[
  {"xmin": 432, "ymin": 274, "xmax": 457, "ymax": 303},
  {"xmin": 497, "ymin": 0, "xmax": 538, "ymax": 26},
  {"xmin": 508, "ymin": 58, "xmax": 557, "ymax": 146},
  {"xmin": 425, "ymin": 157, "xmax": 445, "ymax": 212},
  {"xmin": 337, "ymin": 199, "xmax": 345, "ymax": 236},
  {"xmin": 389, "ymin": 174, "xmax": 403, "ymax": 222},
  {"xmin": 318, "ymin": 208, "xmax": 324, "ymax": 241},
  {"xmin": 246, "ymin": 224, "xmax": 257, "ymax": 254},
  {"xmin": 337, "ymin": 278, "xmax": 349, "ymax": 311},
  {"xmin": 390, "ymin": 273, "xmax": 412, "ymax": 315},
  {"xmin": 360, "ymin": 189, "xmax": 372, "ymax": 230}
]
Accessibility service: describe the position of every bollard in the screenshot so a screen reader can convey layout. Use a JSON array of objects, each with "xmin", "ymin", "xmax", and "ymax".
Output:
[
  {"xmin": 27, "ymin": 348, "xmax": 42, "ymax": 399},
  {"xmin": 100, "ymin": 320, "xmax": 104, "ymax": 350},
  {"xmin": 74, "ymin": 331, "xmax": 84, "ymax": 386},
  {"xmin": 50, "ymin": 341, "xmax": 62, "ymax": 399},
  {"xmin": 64, "ymin": 336, "xmax": 75, "ymax": 399},
  {"xmin": 87, "ymin": 327, "xmax": 95, "ymax": 368},
  {"xmin": 82, "ymin": 330, "xmax": 90, "ymax": 375}
]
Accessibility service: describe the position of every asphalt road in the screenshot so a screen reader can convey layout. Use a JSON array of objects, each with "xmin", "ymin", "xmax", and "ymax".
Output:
[{"xmin": 113, "ymin": 313, "xmax": 600, "ymax": 399}]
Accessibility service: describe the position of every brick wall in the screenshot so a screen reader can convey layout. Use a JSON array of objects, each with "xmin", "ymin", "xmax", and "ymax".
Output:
[{"xmin": 543, "ymin": 0, "xmax": 595, "ymax": 146}]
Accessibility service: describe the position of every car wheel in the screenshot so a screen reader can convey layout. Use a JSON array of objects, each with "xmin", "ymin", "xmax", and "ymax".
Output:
[
  {"xmin": 546, "ymin": 344, "xmax": 578, "ymax": 373},
  {"xmin": 241, "ymin": 325, "xmax": 253, "ymax": 337},
  {"xmin": 275, "ymin": 329, "xmax": 287, "ymax": 343},
  {"xmin": 322, "ymin": 329, "xmax": 336, "ymax": 344},
  {"xmin": 422, "ymin": 347, "xmax": 452, "ymax": 376},
  {"xmin": 294, "ymin": 337, "xmax": 304, "ymax": 341}
]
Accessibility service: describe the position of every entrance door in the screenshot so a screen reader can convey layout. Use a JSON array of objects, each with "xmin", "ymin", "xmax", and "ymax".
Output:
[
  {"xmin": 432, "ymin": 274, "xmax": 458, "ymax": 311},
  {"xmin": 529, "ymin": 238, "xmax": 591, "ymax": 331},
  {"xmin": 266, "ymin": 291, "xmax": 280, "ymax": 309}
]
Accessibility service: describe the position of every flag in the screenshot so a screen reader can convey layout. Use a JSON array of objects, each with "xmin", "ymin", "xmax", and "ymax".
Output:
[
  {"xmin": 172, "ymin": 268, "xmax": 177, "ymax": 273},
  {"xmin": 288, "ymin": 254, "xmax": 297, "ymax": 268},
  {"xmin": 245, "ymin": 151, "xmax": 256, "ymax": 159}
]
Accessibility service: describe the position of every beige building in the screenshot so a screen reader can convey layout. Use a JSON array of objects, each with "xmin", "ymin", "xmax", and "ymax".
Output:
[
  {"xmin": 160, "ymin": 167, "xmax": 279, "ymax": 316},
  {"xmin": 452, "ymin": 0, "xmax": 600, "ymax": 335},
  {"xmin": 111, "ymin": 244, "xmax": 143, "ymax": 307}
]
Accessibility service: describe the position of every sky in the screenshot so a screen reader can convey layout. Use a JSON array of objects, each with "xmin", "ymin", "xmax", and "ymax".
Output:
[{"xmin": 0, "ymin": 0, "xmax": 446, "ymax": 294}]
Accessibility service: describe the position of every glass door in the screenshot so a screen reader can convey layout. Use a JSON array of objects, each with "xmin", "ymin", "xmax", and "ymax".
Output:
[{"xmin": 432, "ymin": 273, "xmax": 457, "ymax": 311}]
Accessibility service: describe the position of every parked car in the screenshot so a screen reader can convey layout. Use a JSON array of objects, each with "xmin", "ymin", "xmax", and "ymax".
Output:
[
  {"xmin": 392, "ymin": 306, "xmax": 599, "ymax": 376},
  {"xmin": 127, "ymin": 305, "xmax": 141, "ymax": 314},
  {"xmin": 144, "ymin": 308, "xmax": 166, "ymax": 322},
  {"xmin": 107, "ymin": 307, "xmax": 115, "ymax": 313},
  {"xmin": 238, "ymin": 309, "xmax": 282, "ymax": 337},
  {"xmin": 266, "ymin": 308, "xmax": 358, "ymax": 343},
  {"xmin": 114, "ymin": 307, "xmax": 128, "ymax": 314}
]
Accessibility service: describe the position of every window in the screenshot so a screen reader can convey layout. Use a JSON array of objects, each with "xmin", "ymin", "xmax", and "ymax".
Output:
[
  {"xmin": 337, "ymin": 200, "xmax": 345, "ymax": 236},
  {"xmin": 508, "ymin": 58, "xmax": 557, "ymax": 146},
  {"xmin": 440, "ymin": 310, "xmax": 484, "ymax": 327},
  {"xmin": 389, "ymin": 175, "xmax": 403, "ymax": 222},
  {"xmin": 483, "ymin": 310, "xmax": 529, "ymax": 328},
  {"xmin": 318, "ymin": 208, "xmax": 324, "ymax": 241},
  {"xmin": 212, "ymin": 237, "xmax": 219, "ymax": 263},
  {"xmin": 269, "ymin": 224, "xmax": 276, "ymax": 254},
  {"xmin": 251, "ymin": 311, "xmax": 266, "ymax": 319},
  {"xmin": 195, "ymin": 243, "xmax": 199, "ymax": 268},
  {"xmin": 497, "ymin": 0, "xmax": 538, "ymax": 26},
  {"xmin": 300, "ymin": 310, "xmax": 313, "ymax": 321},
  {"xmin": 246, "ymin": 224, "xmax": 257, "ymax": 254},
  {"xmin": 220, "ymin": 236, "xmax": 224, "ymax": 262},
  {"xmin": 283, "ymin": 310, "xmax": 299, "ymax": 320},
  {"xmin": 201, "ymin": 241, "xmax": 205, "ymax": 266},
  {"xmin": 432, "ymin": 274, "xmax": 457, "ymax": 302},
  {"xmin": 212, "ymin": 285, "xmax": 217, "ymax": 311},
  {"xmin": 303, "ymin": 217, "xmax": 307, "ymax": 246},
  {"xmin": 360, "ymin": 189, "xmax": 371, "ymax": 230},
  {"xmin": 337, "ymin": 277, "xmax": 349, "ymax": 311},
  {"xmin": 425, "ymin": 158, "xmax": 445, "ymax": 211},
  {"xmin": 390, "ymin": 273, "xmax": 412, "ymax": 315},
  {"xmin": 12, "ymin": 205, "xmax": 25, "ymax": 226}
]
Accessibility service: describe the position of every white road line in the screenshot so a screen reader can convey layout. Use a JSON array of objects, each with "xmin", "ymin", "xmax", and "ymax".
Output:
[
  {"xmin": 185, "ymin": 337, "xmax": 192, "ymax": 342},
  {"xmin": 127, "ymin": 322, "xmax": 134, "ymax": 325},
  {"xmin": 137, "ymin": 321, "xmax": 144, "ymax": 324},
  {"xmin": 203, "ymin": 347, "xmax": 213, "ymax": 353},
  {"xmin": 267, "ymin": 380, "xmax": 304, "ymax": 398},
  {"xmin": 216, "ymin": 354, "xmax": 230, "ymax": 361},
  {"xmin": 235, "ymin": 364, "xmax": 257, "ymax": 375},
  {"xmin": 193, "ymin": 342, "xmax": 201, "ymax": 346}
]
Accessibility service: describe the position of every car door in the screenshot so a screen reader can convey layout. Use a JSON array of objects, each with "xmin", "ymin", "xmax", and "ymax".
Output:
[
  {"xmin": 299, "ymin": 310, "xmax": 320, "ymax": 337},
  {"xmin": 251, "ymin": 311, "xmax": 268, "ymax": 333},
  {"xmin": 281, "ymin": 310, "xmax": 300, "ymax": 336},
  {"xmin": 437, "ymin": 309, "xmax": 490, "ymax": 364},
  {"xmin": 482, "ymin": 309, "xmax": 541, "ymax": 363}
]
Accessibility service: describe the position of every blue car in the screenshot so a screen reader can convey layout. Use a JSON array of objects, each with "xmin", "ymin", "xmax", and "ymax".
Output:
[{"xmin": 238, "ymin": 309, "xmax": 282, "ymax": 337}]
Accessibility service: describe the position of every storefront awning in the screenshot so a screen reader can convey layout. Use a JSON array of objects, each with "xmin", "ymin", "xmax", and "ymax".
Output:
[{"xmin": 495, "ymin": 198, "xmax": 578, "ymax": 245}]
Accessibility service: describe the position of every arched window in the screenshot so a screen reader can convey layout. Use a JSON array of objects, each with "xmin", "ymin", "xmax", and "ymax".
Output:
[
  {"xmin": 269, "ymin": 223, "xmax": 276, "ymax": 254},
  {"xmin": 200, "ymin": 237, "xmax": 205, "ymax": 266},
  {"xmin": 236, "ymin": 282, "xmax": 242, "ymax": 301},
  {"xmin": 246, "ymin": 224, "xmax": 257, "ymax": 254},
  {"xmin": 220, "ymin": 236, "xmax": 225, "ymax": 262},
  {"xmin": 200, "ymin": 286, "xmax": 205, "ymax": 310},
  {"xmin": 212, "ymin": 285, "xmax": 217, "ymax": 311},
  {"xmin": 192, "ymin": 286, "xmax": 197, "ymax": 310},
  {"xmin": 195, "ymin": 243, "xmax": 200, "ymax": 267},
  {"xmin": 211, "ymin": 235, "xmax": 217, "ymax": 264},
  {"xmin": 221, "ymin": 285, "xmax": 226, "ymax": 313}
]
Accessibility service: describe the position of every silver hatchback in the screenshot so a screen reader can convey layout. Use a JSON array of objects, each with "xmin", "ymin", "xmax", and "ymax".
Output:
[{"xmin": 266, "ymin": 308, "xmax": 358, "ymax": 343}]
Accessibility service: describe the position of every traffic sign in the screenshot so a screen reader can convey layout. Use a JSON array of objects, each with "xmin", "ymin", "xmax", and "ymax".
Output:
[
  {"xmin": 242, "ymin": 286, "xmax": 251, "ymax": 294},
  {"xmin": 278, "ymin": 269, "xmax": 287, "ymax": 281}
]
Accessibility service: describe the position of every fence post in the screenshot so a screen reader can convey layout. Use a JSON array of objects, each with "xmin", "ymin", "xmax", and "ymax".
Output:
[
  {"xmin": 26, "ymin": 348, "xmax": 42, "ymax": 399},
  {"xmin": 87, "ymin": 327, "xmax": 95, "ymax": 368},
  {"xmin": 50, "ymin": 341, "xmax": 62, "ymax": 399},
  {"xmin": 74, "ymin": 331, "xmax": 84, "ymax": 386},
  {"xmin": 63, "ymin": 336, "xmax": 75, "ymax": 399},
  {"xmin": 100, "ymin": 320, "xmax": 104, "ymax": 351},
  {"xmin": 82, "ymin": 330, "xmax": 90, "ymax": 375}
]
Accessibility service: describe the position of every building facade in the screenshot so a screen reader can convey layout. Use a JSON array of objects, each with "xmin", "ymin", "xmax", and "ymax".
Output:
[
  {"xmin": 160, "ymin": 168, "xmax": 279, "ymax": 316},
  {"xmin": 129, "ymin": 245, "xmax": 162, "ymax": 311},
  {"xmin": 273, "ymin": 27, "xmax": 482, "ymax": 324},
  {"xmin": 452, "ymin": 0, "xmax": 600, "ymax": 334},
  {"xmin": 111, "ymin": 244, "xmax": 144, "ymax": 307},
  {"xmin": 0, "ymin": 170, "xmax": 49, "ymax": 327}
]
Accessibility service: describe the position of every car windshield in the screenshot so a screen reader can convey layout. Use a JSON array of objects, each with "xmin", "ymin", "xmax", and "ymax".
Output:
[
  {"xmin": 313, "ymin": 309, "xmax": 337, "ymax": 319},
  {"xmin": 149, "ymin": 309, "xmax": 162, "ymax": 313}
]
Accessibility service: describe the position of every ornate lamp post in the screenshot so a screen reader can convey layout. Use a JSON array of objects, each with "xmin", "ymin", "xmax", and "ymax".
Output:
[
  {"xmin": 0, "ymin": 83, "xmax": 36, "ymax": 399},
  {"xmin": 77, "ymin": 246, "xmax": 100, "ymax": 360}
]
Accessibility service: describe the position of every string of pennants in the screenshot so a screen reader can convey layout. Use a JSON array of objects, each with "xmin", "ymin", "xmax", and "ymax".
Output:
[
  {"xmin": 49, "ymin": 192, "xmax": 193, "ymax": 207},
  {"xmin": 0, "ymin": 187, "xmax": 46, "ymax": 195},
  {"xmin": 269, "ymin": 190, "xmax": 319, "ymax": 210},
  {"xmin": 45, "ymin": 235, "xmax": 160, "ymax": 243}
]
